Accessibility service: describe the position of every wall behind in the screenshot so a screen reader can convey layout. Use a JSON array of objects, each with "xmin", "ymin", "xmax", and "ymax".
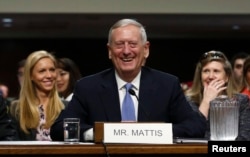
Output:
[{"xmin": 1, "ymin": 0, "xmax": 250, "ymax": 14}]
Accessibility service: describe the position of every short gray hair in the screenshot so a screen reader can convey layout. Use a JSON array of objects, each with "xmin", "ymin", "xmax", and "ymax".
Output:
[{"xmin": 108, "ymin": 18, "xmax": 147, "ymax": 44}]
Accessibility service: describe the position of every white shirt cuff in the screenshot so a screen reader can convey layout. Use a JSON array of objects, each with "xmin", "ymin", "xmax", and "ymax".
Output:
[{"xmin": 83, "ymin": 128, "xmax": 94, "ymax": 141}]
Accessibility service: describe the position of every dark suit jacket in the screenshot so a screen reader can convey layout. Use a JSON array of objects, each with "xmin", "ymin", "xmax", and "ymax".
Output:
[
  {"xmin": 0, "ymin": 95, "xmax": 17, "ymax": 140},
  {"xmin": 51, "ymin": 67, "xmax": 206, "ymax": 141}
]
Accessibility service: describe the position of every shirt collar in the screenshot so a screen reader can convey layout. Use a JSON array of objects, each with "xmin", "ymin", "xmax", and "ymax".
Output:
[{"xmin": 115, "ymin": 70, "xmax": 141, "ymax": 91}]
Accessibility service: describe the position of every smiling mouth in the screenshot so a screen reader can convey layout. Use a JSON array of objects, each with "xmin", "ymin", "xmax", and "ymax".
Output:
[{"xmin": 122, "ymin": 58, "xmax": 133, "ymax": 62}]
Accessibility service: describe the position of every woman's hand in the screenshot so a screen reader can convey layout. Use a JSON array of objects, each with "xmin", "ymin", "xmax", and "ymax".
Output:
[{"xmin": 199, "ymin": 79, "xmax": 227, "ymax": 118}]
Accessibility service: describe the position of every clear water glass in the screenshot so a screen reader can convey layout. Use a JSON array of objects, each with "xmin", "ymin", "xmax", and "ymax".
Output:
[{"xmin": 64, "ymin": 118, "xmax": 80, "ymax": 143}]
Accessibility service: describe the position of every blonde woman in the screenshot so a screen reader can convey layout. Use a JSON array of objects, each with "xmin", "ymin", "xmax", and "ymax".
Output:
[
  {"xmin": 186, "ymin": 50, "xmax": 250, "ymax": 140},
  {"xmin": 10, "ymin": 50, "xmax": 65, "ymax": 140}
]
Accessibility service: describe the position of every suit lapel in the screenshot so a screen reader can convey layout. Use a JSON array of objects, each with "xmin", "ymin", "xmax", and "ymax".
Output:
[
  {"xmin": 138, "ymin": 68, "xmax": 155, "ymax": 121},
  {"xmin": 100, "ymin": 69, "xmax": 121, "ymax": 121}
]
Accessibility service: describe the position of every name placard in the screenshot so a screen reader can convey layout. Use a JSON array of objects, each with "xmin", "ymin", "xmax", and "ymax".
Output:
[{"xmin": 103, "ymin": 123, "xmax": 172, "ymax": 144}]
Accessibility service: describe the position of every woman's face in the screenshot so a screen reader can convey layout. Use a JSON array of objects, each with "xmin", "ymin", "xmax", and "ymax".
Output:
[
  {"xmin": 31, "ymin": 58, "xmax": 57, "ymax": 94},
  {"xmin": 201, "ymin": 61, "xmax": 228, "ymax": 86},
  {"xmin": 56, "ymin": 68, "xmax": 70, "ymax": 93}
]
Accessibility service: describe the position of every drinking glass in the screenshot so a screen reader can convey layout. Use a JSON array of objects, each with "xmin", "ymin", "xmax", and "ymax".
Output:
[{"xmin": 64, "ymin": 118, "xmax": 80, "ymax": 143}]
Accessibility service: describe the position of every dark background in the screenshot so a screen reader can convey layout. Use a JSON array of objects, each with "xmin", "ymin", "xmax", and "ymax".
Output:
[{"xmin": 1, "ymin": 37, "xmax": 249, "ymax": 98}]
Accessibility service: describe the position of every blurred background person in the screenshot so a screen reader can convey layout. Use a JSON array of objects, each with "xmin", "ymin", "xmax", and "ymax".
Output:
[
  {"xmin": 0, "ymin": 84, "xmax": 9, "ymax": 100},
  {"xmin": 231, "ymin": 52, "xmax": 249, "ymax": 90},
  {"xmin": 0, "ymin": 83, "xmax": 11, "ymax": 107},
  {"xmin": 11, "ymin": 59, "xmax": 26, "ymax": 102},
  {"xmin": 240, "ymin": 56, "xmax": 250, "ymax": 97},
  {"xmin": 17, "ymin": 59, "xmax": 26, "ymax": 88},
  {"xmin": 10, "ymin": 50, "xmax": 65, "ymax": 141},
  {"xmin": 185, "ymin": 50, "xmax": 250, "ymax": 140},
  {"xmin": 181, "ymin": 81, "xmax": 193, "ymax": 93},
  {"xmin": 9, "ymin": 59, "xmax": 26, "ymax": 117},
  {"xmin": 56, "ymin": 58, "xmax": 81, "ymax": 101}
]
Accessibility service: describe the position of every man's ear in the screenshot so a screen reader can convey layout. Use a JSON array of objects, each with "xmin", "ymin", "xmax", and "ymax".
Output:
[
  {"xmin": 143, "ymin": 41, "xmax": 150, "ymax": 59},
  {"xmin": 107, "ymin": 44, "xmax": 112, "ymax": 59}
]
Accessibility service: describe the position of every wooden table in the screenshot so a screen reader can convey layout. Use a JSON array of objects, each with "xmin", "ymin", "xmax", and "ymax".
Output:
[{"xmin": 0, "ymin": 141, "xmax": 207, "ymax": 156}]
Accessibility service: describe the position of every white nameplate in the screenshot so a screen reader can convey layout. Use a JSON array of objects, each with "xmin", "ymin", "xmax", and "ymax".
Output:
[{"xmin": 103, "ymin": 123, "xmax": 172, "ymax": 144}]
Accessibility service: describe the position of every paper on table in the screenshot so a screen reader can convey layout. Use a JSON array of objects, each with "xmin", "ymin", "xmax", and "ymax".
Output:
[
  {"xmin": 0, "ymin": 141, "xmax": 95, "ymax": 145},
  {"xmin": 173, "ymin": 138, "xmax": 208, "ymax": 144}
]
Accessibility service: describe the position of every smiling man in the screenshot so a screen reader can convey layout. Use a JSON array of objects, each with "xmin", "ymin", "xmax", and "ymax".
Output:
[{"xmin": 51, "ymin": 18, "xmax": 207, "ymax": 142}]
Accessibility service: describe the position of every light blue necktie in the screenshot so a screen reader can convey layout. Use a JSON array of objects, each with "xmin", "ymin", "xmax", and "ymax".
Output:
[{"xmin": 121, "ymin": 83, "xmax": 136, "ymax": 121}]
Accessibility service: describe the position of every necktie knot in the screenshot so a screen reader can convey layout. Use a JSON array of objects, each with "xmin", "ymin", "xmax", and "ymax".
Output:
[{"xmin": 125, "ymin": 83, "xmax": 133, "ymax": 92}]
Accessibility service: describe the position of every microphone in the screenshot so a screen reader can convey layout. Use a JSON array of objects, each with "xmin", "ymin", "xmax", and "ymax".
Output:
[
  {"xmin": 128, "ymin": 89, "xmax": 139, "ymax": 101},
  {"xmin": 128, "ymin": 88, "xmax": 149, "ymax": 121}
]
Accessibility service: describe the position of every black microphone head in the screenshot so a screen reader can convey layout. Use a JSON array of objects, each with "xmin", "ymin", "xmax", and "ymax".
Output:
[
  {"xmin": 128, "ymin": 88, "xmax": 136, "ymax": 96},
  {"xmin": 128, "ymin": 88, "xmax": 139, "ymax": 101}
]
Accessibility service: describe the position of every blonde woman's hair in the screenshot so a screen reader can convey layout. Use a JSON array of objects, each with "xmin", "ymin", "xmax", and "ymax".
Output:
[
  {"xmin": 14, "ymin": 50, "xmax": 64, "ymax": 134},
  {"xmin": 186, "ymin": 50, "xmax": 238, "ymax": 105}
]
